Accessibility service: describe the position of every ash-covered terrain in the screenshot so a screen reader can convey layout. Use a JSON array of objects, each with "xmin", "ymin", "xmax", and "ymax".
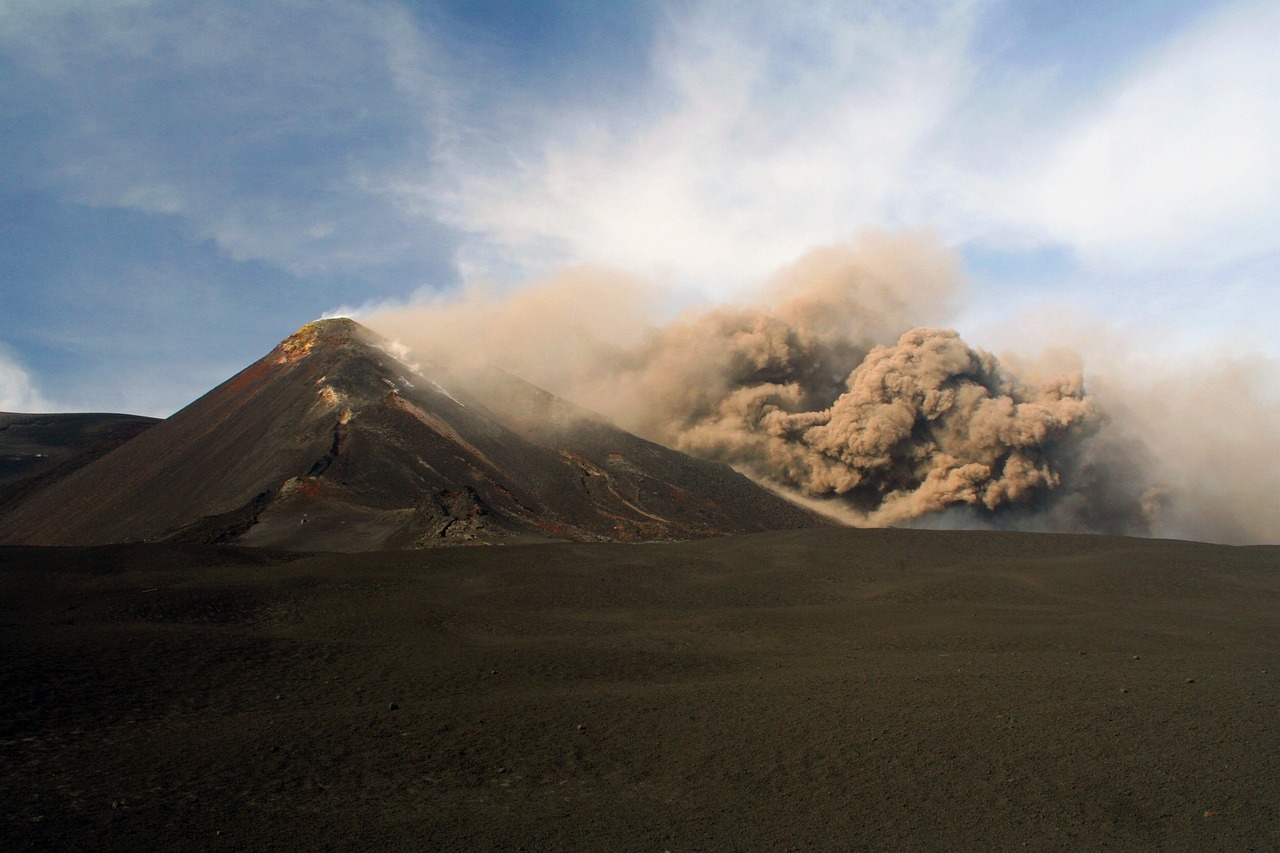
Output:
[{"xmin": 2, "ymin": 529, "xmax": 1278, "ymax": 850}]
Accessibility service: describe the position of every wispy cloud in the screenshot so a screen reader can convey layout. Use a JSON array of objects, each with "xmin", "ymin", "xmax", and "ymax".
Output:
[
  {"xmin": 405, "ymin": 0, "xmax": 1278, "ymax": 315},
  {"xmin": 425, "ymin": 1, "xmax": 982, "ymax": 294},
  {"xmin": 10, "ymin": 0, "xmax": 1272, "ymax": 302},
  {"xmin": 1023, "ymin": 0, "xmax": 1280, "ymax": 272},
  {"xmin": 0, "ymin": 0, "xmax": 459, "ymax": 285}
]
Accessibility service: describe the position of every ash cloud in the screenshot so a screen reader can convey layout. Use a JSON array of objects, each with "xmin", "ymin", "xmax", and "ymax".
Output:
[{"xmin": 365, "ymin": 230, "xmax": 1278, "ymax": 544}]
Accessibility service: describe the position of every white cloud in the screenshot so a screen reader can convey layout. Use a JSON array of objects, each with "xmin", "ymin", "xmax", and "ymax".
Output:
[
  {"xmin": 1026, "ymin": 0, "xmax": 1280, "ymax": 272},
  {"xmin": 0, "ymin": 346, "xmax": 54, "ymax": 413},
  {"xmin": 5, "ymin": 0, "xmax": 1277, "ymax": 346},
  {"xmin": 422, "ymin": 0, "xmax": 1279, "ymax": 314},
  {"xmin": 0, "ymin": 0, "xmax": 457, "ymax": 281},
  {"xmin": 428, "ymin": 0, "xmax": 982, "ymax": 295}
]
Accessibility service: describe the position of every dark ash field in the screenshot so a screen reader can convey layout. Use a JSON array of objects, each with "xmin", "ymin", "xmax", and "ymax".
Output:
[{"xmin": 3, "ymin": 527, "xmax": 1277, "ymax": 851}]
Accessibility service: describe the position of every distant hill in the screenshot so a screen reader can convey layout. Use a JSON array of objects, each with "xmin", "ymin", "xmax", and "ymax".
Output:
[
  {"xmin": 0, "ymin": 319, "xmax": 830, "ymax": 550},
  {"xmin": 0, "ymin": 412, "xmax": 159, "ymax": 512}
]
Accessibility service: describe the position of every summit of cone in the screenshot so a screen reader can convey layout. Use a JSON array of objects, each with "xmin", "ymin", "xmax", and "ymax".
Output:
[{"xmin": 0, "ymin": 318, "xmax": 831, "ymax": 550}]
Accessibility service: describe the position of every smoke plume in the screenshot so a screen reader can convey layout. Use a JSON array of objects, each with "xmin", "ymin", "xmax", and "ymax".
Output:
[{"xmin": 365, "ymin": 230, "xmax": 1279, "ymax": 544}]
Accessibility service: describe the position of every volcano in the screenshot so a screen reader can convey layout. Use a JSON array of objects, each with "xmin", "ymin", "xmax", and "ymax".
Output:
[{"xmin": 0, "ymin": 319, "xmax": 829, "ymax": 550}]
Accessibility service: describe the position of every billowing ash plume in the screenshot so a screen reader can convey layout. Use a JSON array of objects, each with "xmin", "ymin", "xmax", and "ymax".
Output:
[
  {"xmin": 364, "ymin": 230, "xmax": 1280, "ymax": 543},
  {"xmin": 667, "ymin": 327, "xmax": 1097, "ymax": 525},
  {"xmin": 368, "ymin": 231, "xmax": 1108, "ymax": 529}
]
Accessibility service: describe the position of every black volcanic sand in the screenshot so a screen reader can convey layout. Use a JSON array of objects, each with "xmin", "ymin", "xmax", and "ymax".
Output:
[{"xmin": 2, "ymin": 529, "xmax": 1278, "ymax": 851}]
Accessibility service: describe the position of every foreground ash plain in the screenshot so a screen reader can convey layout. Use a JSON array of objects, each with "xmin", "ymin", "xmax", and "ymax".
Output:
[{"xmin": 3, "ymin": 529, "xmax": 1279, "ymax": 850}]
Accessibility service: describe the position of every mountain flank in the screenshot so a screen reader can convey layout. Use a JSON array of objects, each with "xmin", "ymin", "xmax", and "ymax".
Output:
[{"xmin": 0, "ymin": 319, "xmax": 830, "ymax": 549}]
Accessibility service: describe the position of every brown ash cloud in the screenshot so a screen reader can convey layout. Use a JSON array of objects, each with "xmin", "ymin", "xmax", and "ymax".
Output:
[
  {"xmin": 664, "ymin": 326, "xmax": 1097, "ymax": 526},
  {"xmin": 366, "ymin": 230, "xmax": 1276, "ymax": 542}
]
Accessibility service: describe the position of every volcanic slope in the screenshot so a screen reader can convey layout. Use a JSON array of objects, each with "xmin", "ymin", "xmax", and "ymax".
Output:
[{"xmin": 0, "ymin": 319, "xmax": 829, "ymax": 549}]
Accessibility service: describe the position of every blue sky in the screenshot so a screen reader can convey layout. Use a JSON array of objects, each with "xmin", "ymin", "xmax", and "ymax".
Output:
[{"xmin": 2, "ymin": 0, "xmax": 1277, "ymax": 416}]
